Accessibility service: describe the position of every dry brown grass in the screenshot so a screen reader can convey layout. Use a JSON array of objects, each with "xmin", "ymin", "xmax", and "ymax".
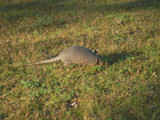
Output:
[{"xmin": 0, "ymin": 0, "xmax": 160, "ymax": 119}]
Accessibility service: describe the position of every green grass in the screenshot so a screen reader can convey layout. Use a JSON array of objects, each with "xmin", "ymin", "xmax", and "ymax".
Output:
[{"xmin": 0, "ymin": 0, "xmax": 160, "ymax": 119}]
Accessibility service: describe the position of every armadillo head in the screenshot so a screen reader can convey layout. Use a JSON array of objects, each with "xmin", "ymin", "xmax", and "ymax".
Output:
[
  {"xmin": 94, "ymin": 50, "xmax": 104, "ymax": 65},
  {"xmin": 98, "ymin": 56, "xmax": 104, "ymax": 65}
]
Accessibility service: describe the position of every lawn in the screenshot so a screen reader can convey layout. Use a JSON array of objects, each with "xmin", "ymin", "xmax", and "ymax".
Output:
[{"xmin": 0, "ymin": 0, "xmax": 160, "ymax": 119}]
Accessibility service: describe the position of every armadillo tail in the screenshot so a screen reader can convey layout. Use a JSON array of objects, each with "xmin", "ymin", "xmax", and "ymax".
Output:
[{"xmin": 29, "ymin": 56, "xmax": 60, "ymax": 65}]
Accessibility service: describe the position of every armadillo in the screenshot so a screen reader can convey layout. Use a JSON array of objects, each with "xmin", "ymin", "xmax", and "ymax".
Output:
[{"xmin": 29, "ymin": 46, "xmax": 103, "ymax": 66}]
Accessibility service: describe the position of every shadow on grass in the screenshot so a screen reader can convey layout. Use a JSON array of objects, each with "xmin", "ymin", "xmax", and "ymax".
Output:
[
  {"xmin": 2, "ymin": 0, "xmax": 160, "ymax": 11},
  {"xmin": 1, "ymin": 0, "xmax": 159, "ymax": 21},
  {"xmin": 102, "ymin": 51, "xmax": 141, "ymax": 65}
]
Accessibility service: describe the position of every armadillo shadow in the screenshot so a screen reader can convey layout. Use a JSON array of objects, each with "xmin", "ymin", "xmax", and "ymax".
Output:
[{"xmin": 102, "ymin": 51, "xmax": 141, "ymax": 65}]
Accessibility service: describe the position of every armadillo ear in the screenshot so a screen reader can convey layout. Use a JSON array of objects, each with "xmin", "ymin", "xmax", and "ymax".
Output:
[{"xmin": 94, "ymin": 50, "xmax": 98, "ymax": 55}]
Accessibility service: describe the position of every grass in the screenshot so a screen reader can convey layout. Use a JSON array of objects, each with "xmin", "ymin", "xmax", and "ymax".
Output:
[{"xmin": 0, "ymin": 0, "xmax": 160, "ymax": 119}]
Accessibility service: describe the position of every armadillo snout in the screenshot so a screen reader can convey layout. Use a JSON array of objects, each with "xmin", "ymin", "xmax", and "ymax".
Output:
[
  {"xmin": 98, "ymin": 57, "xmax": 104, "ymax": 65},
  {"xmin": 99, "ymin": 59, "xmax": 104, "ymax": 65}
]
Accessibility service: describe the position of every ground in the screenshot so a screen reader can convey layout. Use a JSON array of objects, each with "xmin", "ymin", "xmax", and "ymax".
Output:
[{"xmin": 0, "ymin": 0, "xmax": 160, "ymax": 119}]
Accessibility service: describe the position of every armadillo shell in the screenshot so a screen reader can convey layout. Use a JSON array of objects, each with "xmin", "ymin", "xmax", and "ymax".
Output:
[{"xmin": 60, "ymin": 46, "xmax": 98, "ymax": 65}]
